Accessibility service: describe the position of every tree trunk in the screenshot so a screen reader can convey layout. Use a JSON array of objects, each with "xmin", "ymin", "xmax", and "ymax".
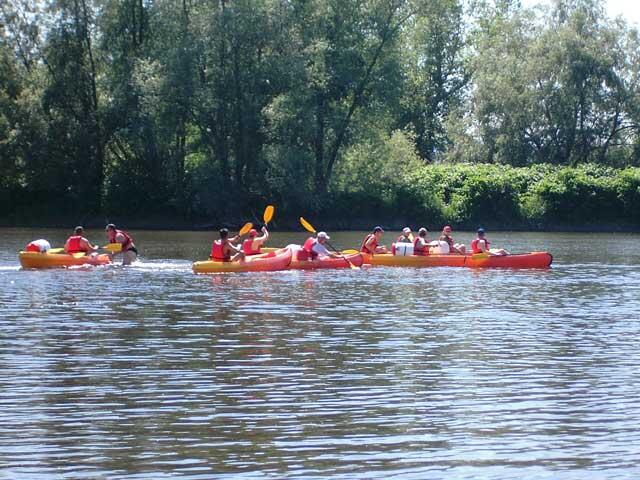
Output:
[{"xmin": 314, "ymin": 94, "xmax": 326, "ymax": 194}]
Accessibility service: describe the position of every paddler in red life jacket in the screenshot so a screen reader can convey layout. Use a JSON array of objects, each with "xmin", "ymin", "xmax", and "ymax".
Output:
[
  {"xmin": 242, "ymin": 226, "xmax": 269, "ymax": 255},
  {"xmin": 210, "ymin": 228, "xmax": 244, "ymax": 262},
  {"xmin": 301, "ymin": 231, "xmax": 341, "ymax": 260},
  {"xmin": 440, "ymin": 225, "xmax": 466, "ymax": 254},
  {"xmin": 64, "ymin": 226, "xmax": 98, "ymax": 254},
  {"xmin": 360, "ymin": 226, "xmax": 388, "ymax": 255},
  {"xmin": 413, "ymin": 227, "xmax": 431, "ymax": 256},
  {"xmin": 471, "ymin": 228, "xmax": 509, "ymax": 256},
  {"xmin": 105, "ymin": 224, "xmax": 138, "ymax": 265}
]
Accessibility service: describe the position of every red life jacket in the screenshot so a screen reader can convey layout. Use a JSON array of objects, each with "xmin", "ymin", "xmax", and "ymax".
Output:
[
  {"xmin": 66, "ymin": 236, "xmax": 84, "ymax": 253},
  {"xmin": 242, "ymin": 238, "xmax": 261, "ymax": 255},
  {"xmin": 210, "ymin": 240, "xmax": 229, "ymax": 261},
  {"xmin": 109, "ymin": 229, "xmax": 134, "ymax": 251},
  {"xmin": 299, "ymin": 237, "xmax": 318, "ymax": 260},
  {"xmin": 413, "ymin": 236, "xmax": 428, "ymax": 256},
  {"xmin": 471, "ymin": 237, "xmax": 490, "ymax": 254},
  {"xmin": 360, "ymin": 234, "xmax": 378, "ymax": 254},
  {"xmin": 26, "ymin": 242, "xmax": 41, "ymax": 252}
]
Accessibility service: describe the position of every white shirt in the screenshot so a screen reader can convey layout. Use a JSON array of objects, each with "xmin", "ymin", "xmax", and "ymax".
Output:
[{"xmin": 312, "ymin": 241, "xmax": 330, "ymax": 257}]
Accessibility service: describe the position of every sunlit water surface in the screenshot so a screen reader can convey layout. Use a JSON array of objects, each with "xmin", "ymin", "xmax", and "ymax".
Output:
[{"xmin": 1, "ymin": 228, "xmax": 639, "ymax": 479}]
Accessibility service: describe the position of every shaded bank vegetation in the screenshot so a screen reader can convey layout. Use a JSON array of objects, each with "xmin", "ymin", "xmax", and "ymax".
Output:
[{"xmin": 1, "ymin": 0, "xmax": 640, "ymax": 228}]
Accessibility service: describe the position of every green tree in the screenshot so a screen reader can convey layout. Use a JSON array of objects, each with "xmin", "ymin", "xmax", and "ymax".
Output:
[{"xmin": 400, "ymin": 0, "xmax": 468, "ymax": 162}]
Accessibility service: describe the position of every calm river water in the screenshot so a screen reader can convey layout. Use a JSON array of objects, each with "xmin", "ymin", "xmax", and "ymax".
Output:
[{"xmin": 1, "ymin": 228, "xmax": 640, "ymax": 479}]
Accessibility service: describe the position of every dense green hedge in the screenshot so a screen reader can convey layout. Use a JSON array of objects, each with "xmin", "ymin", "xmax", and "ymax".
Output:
[{"xmin": 325, "ymin": 163, "xmax": 640, "ymax": 230}]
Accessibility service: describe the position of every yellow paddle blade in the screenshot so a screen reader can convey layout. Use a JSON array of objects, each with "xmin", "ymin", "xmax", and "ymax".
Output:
[
  {"xmin": 299, "ymin": 217, "xmax": 316, "ymax": 233},
  {"xmin": 342, "ymin": 249, "xmax": 360, "ymax": 255},
  {"xmin": 48, "ymin": 248, "xmax": 65, "ymax": 254},
  {"xmin": 263, "ymin": 205, "xmax": 275, "ymax": 224},
  {"xmin": 102, "ymin": 243, "xmax": 122, "ymax": 253},
  {"xmin": 239, "ymin": 222, "xmax": 253, "ymax": 236}
]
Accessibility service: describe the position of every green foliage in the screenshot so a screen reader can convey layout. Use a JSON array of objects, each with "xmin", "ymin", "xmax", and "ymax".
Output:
[{"xmin": 2, "ymin": 0, "xmax": 640, "ymax": 228}]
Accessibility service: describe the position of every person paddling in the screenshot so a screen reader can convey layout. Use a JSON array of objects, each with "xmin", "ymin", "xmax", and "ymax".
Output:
[
  {"xmin": 105, "ymin": 223, "xmax": 138, "ymax": 265},
  {"xmin": 361, "ymin": 226, "xmax": 388, "ymax": 254},
  {"xmin": 210, "ymin": 228, "xmax": 244, "ymax": 262},
  {"xmin": 64, "ymin": 226, "xmax": 98, "ymax": 254},
  {"xmin": 471, "ymin": 228, "xmax": 509, "ymax": 256},
  {"xmin": 242, "ymin": 226, "xmax": 269, "ymax": 256},
  {"xmin": 440, "ymin": 225, "xmax": 466, "ymax": 254},
  {"xmin": 301, "ymin": 231, "xmax": 341, "ymax": 260}
]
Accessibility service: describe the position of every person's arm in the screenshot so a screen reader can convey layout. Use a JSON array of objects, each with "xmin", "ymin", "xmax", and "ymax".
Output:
[
  {"xmin": 64, "ymin": 238, "xmax": 71, "ymax": 253},
  {"xmin": 312, "ymin": 242, "xmax": 331, "ymax": 257},
  {"xmin": 81, "ymin": 237, "xmax": 98, "ymax": 252},
  {"xmin": 255, "ymin": 227, "xmax": 269, "ymax": 244},
  {"xmin": 365, "ymin": 236, "xmax": 381, "ymax": 253},
  {"xmin": 364, "ymin": 236, "xmax": 374, "ymax": 251},
  {"xmin": 478, "ymin": 239, "xmax": 490, "ymax": 253},
  {"xmin": 227, "ymin": 242, "xmax": 242, "ymax": 254}
]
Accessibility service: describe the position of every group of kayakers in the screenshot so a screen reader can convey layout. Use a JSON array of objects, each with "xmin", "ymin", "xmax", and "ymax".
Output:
[
  {"xmin": 209, "ymin": 226, "xmax": 270, "ymax": 262},
  {"xmin": 25, "ymin": 224, "xmax": 138, "ymax": 265},
  {"xmin": 24, "ymin": 222, "xmax": 508, "ymax": 266},
  {"xmin": 205, "ymin": 223, "xmax": 509, "ymax": 263},
  {"xmin": 362, "ymin": 225, "xmax": 508, "ymax": 257}
]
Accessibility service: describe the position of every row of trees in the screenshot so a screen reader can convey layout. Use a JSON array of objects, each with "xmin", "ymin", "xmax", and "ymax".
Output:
[{"xmin": 1, "ymin": 0, "xmax": 640, "ymax": 224}]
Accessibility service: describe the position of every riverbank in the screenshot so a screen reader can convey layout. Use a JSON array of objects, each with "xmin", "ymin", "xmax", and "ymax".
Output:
[{"xmin": 3, "ymin": 163, "xmax": 639, "ymax": 233}]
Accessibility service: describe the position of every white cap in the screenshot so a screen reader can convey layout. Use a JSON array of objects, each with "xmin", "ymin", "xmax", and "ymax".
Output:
[
  {"xmin": 317, "ymin": 231, "xmax": 330, "ymax": 240},
  {"xmin": 402, "ymin": 227, "xmax": 411, "ymax": 234}
]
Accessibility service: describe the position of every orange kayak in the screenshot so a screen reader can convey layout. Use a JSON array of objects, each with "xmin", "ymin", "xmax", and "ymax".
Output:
[
  {"xmin": 288, "ymin": 252, "xmax": 364, "ymax": 270},
  {"xmin": 192, "ymin": 247, "xmax": 292, "ymax": 273},
  {"xmin": 19, "ymin": 251, "xmax": 112, "ymax": 269},
  {"xmin": 363, "ymin": 251, "xmax": 552, "ymax": 268}
]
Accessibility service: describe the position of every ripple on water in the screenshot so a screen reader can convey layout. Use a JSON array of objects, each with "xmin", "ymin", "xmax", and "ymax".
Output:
[{"xmin": 1, "ymin": 233, "xmax": 640, "ymax": 479}]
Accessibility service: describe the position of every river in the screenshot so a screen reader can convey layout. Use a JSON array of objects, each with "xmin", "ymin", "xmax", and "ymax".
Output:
[{"xmin": 1, "ymin": 228, "xmax": 639, "ymax": 479}]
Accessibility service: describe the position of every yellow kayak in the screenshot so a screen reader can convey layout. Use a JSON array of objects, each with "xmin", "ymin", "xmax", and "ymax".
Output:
[{"xmin": 19, "ymin": 251, "xmax": 112, "ymax": 269}]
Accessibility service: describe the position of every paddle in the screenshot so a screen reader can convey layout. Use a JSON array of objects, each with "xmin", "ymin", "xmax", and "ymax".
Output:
[
  {"xmin": 263, "ymin": 205, "xmax": 274, "ymax": 226},
  {"xmin": 103, "ymin": 243, "xmax": 122, "ymax": 253},
  {"xmin": 238, "ymin": 222, "xmax": 253, "ymax": 236},
  {"xmin": 49, "ymin": 243, "xmax": 120, "ymax": 255},
  {"xmin": 299, "ymin": 217, "xmax": 360, "ymax": 270}
]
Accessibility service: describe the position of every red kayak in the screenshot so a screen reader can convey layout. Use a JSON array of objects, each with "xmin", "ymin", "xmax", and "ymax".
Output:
[
  {"xmin": 192, "ymin": 247, "xmax": 292, "ymax": 273},
  {"xmin": 288, "ymin": 251, "xmax": 364, "ymax": 270},
  {"xmin": 363, "ymin": 251, "xmax": 553, "ymax": 268}
]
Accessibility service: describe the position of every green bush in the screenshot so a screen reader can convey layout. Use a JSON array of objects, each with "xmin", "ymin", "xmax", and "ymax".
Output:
[
  {"xmin": 522, "ymin": 166, "xmax": 623, "ymax": 224},
  {"xmin": 339, "ymin": 162, "xmax": 640, "ymax": 229}
]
